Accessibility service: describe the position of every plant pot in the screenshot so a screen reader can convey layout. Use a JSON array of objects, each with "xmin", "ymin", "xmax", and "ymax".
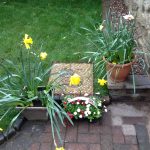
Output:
[
  {"xmin": 103, "ymin": 57, "xmax": 135, "ymax": 82},
  {"xmin": 16, "ymin": 106, "xmax": 48, "ymax": 121},
  {"xmin": 16, "ymin": 100, "xmax": 48, "ymax": 121}
]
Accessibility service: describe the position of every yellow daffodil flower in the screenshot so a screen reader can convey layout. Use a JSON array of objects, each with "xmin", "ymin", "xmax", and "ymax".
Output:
[
  {"xmin": 40, "ymin": 52, "xmax": 48, "ymax": 60},
  {"xmin": 112, "ymin": 61, "xmax": 117, "ymax": 65},
  {"xmin": 98, "ymin": 78, "xmax": 107, "ymax": 86},
  {"xmin": 98, "ymin": 25, "xmax": 104, "ymax": 31},
  {"xmin": 0, "ymin": 128, "xmax": 3, "ymax": 132},
  {"xmin": 55, "ymin": 147, "xmax": 65, "ymax": 150},
  {"xmin": 69, "ymin": 73, "xmax": 81, "ymax": 86},
  {"xmin": 23, "ymin": 34, "xmax": 33, "ymax": 49}
]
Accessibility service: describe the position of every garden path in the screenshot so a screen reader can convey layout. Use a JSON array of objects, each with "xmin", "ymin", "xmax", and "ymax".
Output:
[{"xmin": 0, "ymin": 102, "xmax": 150, "ymax": 150}]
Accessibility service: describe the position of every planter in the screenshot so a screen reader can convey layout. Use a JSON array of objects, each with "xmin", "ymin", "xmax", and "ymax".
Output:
[
  {"xmin": 103, "ymin": 57, "xmax": 135, "ymax": 82},
  {"xmin": 16, "ymin": 106, "xmax": 48, "ymax": 121}
]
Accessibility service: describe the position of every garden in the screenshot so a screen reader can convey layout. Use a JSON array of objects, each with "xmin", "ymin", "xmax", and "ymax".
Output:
[{"xmin": 0, "ymin": 0, "xmax": 150, "ymax": 150}]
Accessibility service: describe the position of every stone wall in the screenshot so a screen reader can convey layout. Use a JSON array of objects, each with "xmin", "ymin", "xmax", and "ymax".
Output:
[{"xmin": 124, "ymin": 0, "xmax": 150, "ymax": 74}]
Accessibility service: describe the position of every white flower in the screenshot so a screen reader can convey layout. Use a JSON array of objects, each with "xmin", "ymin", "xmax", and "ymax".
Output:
[
  {"xmin": 79, "ymin": 115, "xmax": 82, "ymax": 118},
  {"xmin": 77, "ymin": 108, "xmax": 81, "ymax": 112},
  {"xmin": 86, "ymin": 104, "xmax": 91, "ymax": 108},
  {"xmin": 97, "ymin": 111, "xmax": 100, "ymax": 115},
  {"xmin": 85, "ymin": 100, "xmax": 89, "ymax": 104},
  {"xmin": 94, "ymin": 112, "xmax": 96, "ymax": 114},
  {"xmin": 77, "ymin": 102, "xmax": 80, "ymax": 105},
  {"xmin": 93, "ymin": 97, "xmax": 96, "ymax": 100},
  {"xmin": 86, "ymin": 107, "xmax": 90, "ymax": 111},
  {"xmin": 88, "ymin": 111, "xmax": 91, "ymax": 115},
  {"xmin": 95, "ymin": 92, "xmax": 100, "ymax": 95},
  {"xmin": 123, "ymin": 14, "xmax": 134, "ymax": 20},
  {"xmin": 67, "ymin": 98, "xmax": 71, "ymax": 101},
  {"xmin": 98, "ymin": 25, "xmax": 104, "ymax": 31},
  {"xmin": 74, "ymin": 112, "xmax": 77, "ymax": 115},
  {"xmin": 98, "ymin": 103, "xmax": 102, "ymax": 107},
  {"xmin": 85, "ymin": 113, "xmax": 88, "ymax": 117},
  {"xmin": 84, "ymin": 93, "xmax": 89, "ymax": 97},
  {"xmin": 104, "ymin": 109, "xmax": 108, "ymax": 112}
]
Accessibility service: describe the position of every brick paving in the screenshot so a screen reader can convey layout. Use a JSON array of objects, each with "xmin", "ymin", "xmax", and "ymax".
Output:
[{"xmin": 0, "ymin": 102, "xmax": 150, "ymax": 150}]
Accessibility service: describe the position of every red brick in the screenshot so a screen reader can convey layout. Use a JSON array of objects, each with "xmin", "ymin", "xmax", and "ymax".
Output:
[
  {"xmin": 89, "ymin": 124, "xmax": 102, "ymax": 133},
  {"xmin": 78, "ymin": 120, "xmax": 89, "ymax": 133},
  {"xmin": 90, "ymin": 144, "xmax": 101, "ymax": 150},
  {"xmin": 101, "ymin": 126, "xmax": 112, "ymax": 134},
  {"xmin": 112, "ymin": 126, "xmax": 123, "ymax": 135},
  {"xmin": 125, "ymin": 136, "xmax": 137, "ymax": 144},
  {"xmin": 39, "ymin": 133, "xmax": 52, "ymax": 143},
  {"xmin": 65, "ymin": 143, "xmax": 88, "ymax": 150},
  {"xmin": 129, "ymin": 145, "xmax": 139, "ymax": 150},
  {"xmin": 40, "ymin": 143, "xmax": 51, "ymax": 150},
  {"xmin": 28, "ymin": 143, "xmax": 40, "ymax": 150},
  {"xmin": 65, "ymin": 125, "xmax": 77, "ymax": 142},
  {"xmin": 101, "ymin": 111, "xmax": 112, "ymax": 126},
  {"xmin": 113, "ymin": 134, "xmax": 124, "ymax": 144},
  {"xmin": 78, "ymin": 133, "xmax": 100, "ymax": 143}
]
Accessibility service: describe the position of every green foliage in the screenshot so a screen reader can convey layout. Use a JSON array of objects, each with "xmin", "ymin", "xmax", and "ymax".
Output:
[
  {"xmin": 81, "ymin": 12, "xmax": 136, "ymax": 77},
  {"xmin": 0, "ymin": 35, "xmax": 73, "ymax": 144}
]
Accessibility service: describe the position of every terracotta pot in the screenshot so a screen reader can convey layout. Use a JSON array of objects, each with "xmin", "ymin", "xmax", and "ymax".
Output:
[{"xmin": 103, "ymin": 57, "xmax": 135, "ymax": 82}]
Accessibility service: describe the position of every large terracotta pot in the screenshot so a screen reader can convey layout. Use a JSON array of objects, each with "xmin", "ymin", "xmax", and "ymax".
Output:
[{"xmin": 103, "ymin": 57, "xmax": 135, "ymax": 82}]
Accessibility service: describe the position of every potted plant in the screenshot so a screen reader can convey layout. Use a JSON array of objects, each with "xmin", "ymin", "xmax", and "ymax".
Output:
[
  {"xmin": 81, "ymin": 12, "xmax": 137, "ymax": 82},
  {"xmin": 62, "ymin": 94, "xmax": 106, "ymax": 122},
  {"xmin": 0, "ymin": 34, "xmax": 72, "ymax": 147}
]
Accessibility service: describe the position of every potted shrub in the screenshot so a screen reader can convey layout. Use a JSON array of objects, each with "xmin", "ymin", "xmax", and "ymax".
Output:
[
  {"xmin": 81, "ymin": 12, "xmax": 138, "ymax": 82},
  {"xmin": 0, "ymin": 34, "xmax": 72, "ymax": 147}
]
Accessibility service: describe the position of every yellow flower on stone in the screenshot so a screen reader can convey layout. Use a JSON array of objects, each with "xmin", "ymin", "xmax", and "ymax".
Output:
[
  {"xmin": 55, "ymin": 147, "xmax": 65, "ymax": 150},
  {"xmin": 69, "ymin": 73, "xmax": 81, "ymax": 86},
  {"xmin": 98, "ymin": 78, "xmax": 107, "ymax": 86},
  {"xmin": 0, "ymin": 128, "xmax": 3, "ymax": 132},
  {"xmin": 23, "ymin": 34, "xmax": 33, "ymax": 49},
  {"xmin": 40, "ymin": 52, "xmax": 48, "ymax": 60}
]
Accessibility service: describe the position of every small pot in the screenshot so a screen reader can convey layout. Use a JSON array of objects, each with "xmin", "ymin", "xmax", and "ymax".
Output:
[{"xmin": 103, "ymin": 57, "xmax": 135, "ymax": 82}]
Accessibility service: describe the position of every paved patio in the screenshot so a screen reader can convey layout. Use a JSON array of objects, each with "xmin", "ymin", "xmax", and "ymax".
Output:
[{"xmin": 0, "ymin": 102, "xmax": 150, "ymax": 150}]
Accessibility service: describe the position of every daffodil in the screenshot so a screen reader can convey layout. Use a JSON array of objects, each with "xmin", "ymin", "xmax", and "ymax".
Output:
[
  {"xmin": 0, "ymin": 128, "xmax": 3, "ymax": 132},
  {"xmin": 69, "ymin": 73, "xmax": 81, "ymax": 86},
  {"xmin": 23, "ymin": 34, "xmax": 33, "ymax": 49},
  {"xmin": 40, "ymin": 52, "xmax": 48, "ymax": 60},
  {"xmin": 55, "ymin": 147, "xmax": 65, "ymax": 150},
  {"xmin": 98, "ymin": 78, "xmax": 107, "ymax": 86},
  {"xmin": 112, "ymin": 61, "xmax": 117, "ymax": 65}
]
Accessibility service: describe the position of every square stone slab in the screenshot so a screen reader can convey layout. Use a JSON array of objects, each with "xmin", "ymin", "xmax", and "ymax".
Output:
[{"xmin": 49, "ymin": 63, "xmax": 93, "ymax": 96}]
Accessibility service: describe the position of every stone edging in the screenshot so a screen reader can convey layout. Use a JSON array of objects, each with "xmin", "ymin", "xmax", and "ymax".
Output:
[{"xmin": 0, "ymin": 116, "xmax": 25, "ymax": 145}]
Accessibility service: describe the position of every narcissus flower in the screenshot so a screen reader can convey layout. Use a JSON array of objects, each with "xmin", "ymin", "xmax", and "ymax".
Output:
[
  {"xmin": 98, "ymin": 79, "xmax": 107, "ymax": 86},
  {"xmin": 123, "ymin": 14, "xmax": 134, "ymax": 20},
  {"xmin": 23, "ymin": 34, "xmax": 33, "ymax": 49},
  {"xmin": 112, "ymin": 61, "xmax": 117, "ymax": 65},
  {"xmin": 55, "ymin": 147, "xmax": 65, "ymax": 150},
  {"xmin": 69, "ymin": 73, "xmax": 81, "ymax": 86},
  {"xmin": 40, "ymin": 52, "xmax": 48, "ymax": 60}
]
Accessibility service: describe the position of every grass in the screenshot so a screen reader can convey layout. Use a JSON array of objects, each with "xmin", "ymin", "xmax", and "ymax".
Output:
[{"xmin": 0, "ymin": 0, "xmax": 102, "ymax": 130}]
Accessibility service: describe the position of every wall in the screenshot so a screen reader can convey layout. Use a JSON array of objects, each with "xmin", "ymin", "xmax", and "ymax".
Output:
[{"xmin": 124, "ymin": 0, "xmax": 150, "ymax": 74}]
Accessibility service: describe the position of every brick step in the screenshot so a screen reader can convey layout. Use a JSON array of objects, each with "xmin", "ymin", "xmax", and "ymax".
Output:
[{"xmin": 108, "ymin": 75, "xmax": 150, "ymax": 101}]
